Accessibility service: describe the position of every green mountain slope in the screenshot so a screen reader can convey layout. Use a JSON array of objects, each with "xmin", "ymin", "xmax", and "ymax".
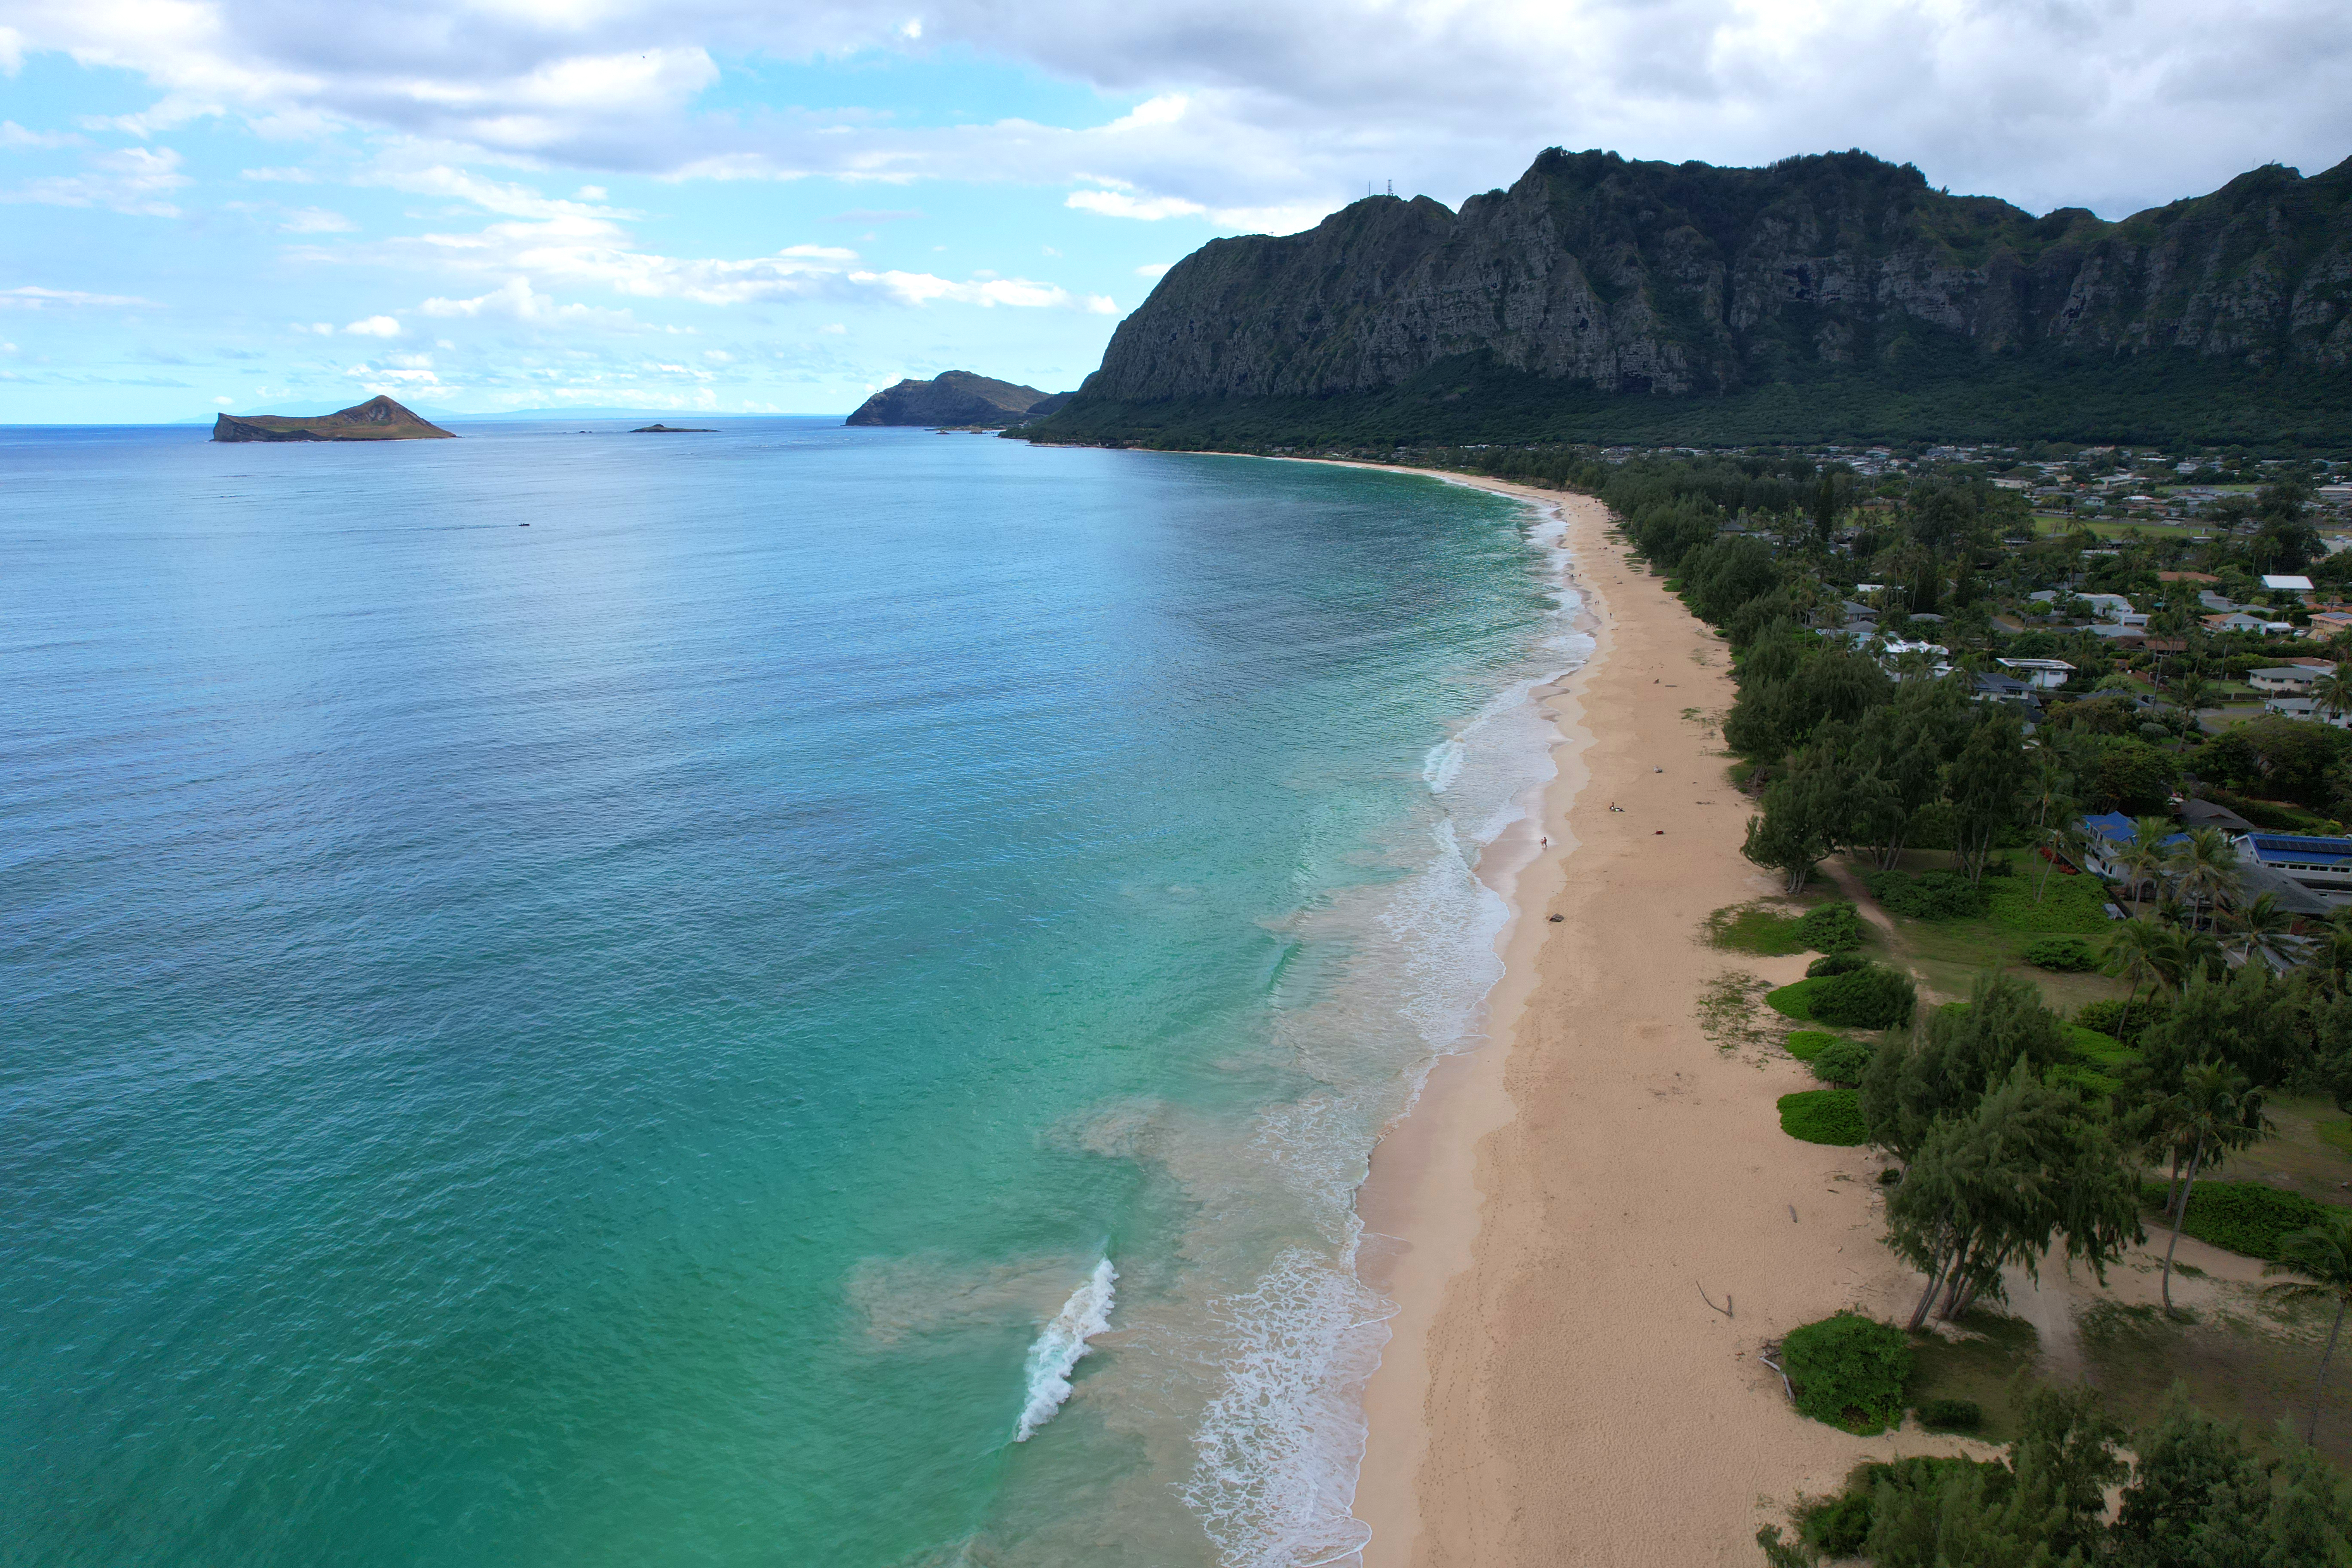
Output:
[{"xmin": 1027, "ymin": 149, "xmax": 2352, "ymax": 448}]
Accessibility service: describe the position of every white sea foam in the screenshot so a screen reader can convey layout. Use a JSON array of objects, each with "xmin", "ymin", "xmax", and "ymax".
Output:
[
  {"xmin": 1178, "ymin": 492, "xmax": 1591, "ymax": 1565},
  {"xmin": 1013, "ymin": 1257, "xmax": 1117, "ymax": 1442},
  {"xmin": 1421, "ymin": 736, "xmax": 1465, "ymax": 794},
  {"xmin": 1181, "ymin": 1247, "xmax": 1388, "ymax": 1568}
]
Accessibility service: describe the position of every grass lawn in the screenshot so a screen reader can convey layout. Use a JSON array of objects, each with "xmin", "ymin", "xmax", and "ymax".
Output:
[
  {"xmin": 2082, "ymin": 1296, "xmax": 2352, "ymax": 1473},
  {"xmin": 1905, "ymin": 1314, "xmax": 2041, "ymax": 1446},
  {"xmin": 2202, "ymin": 1093, "xmax": 2352, "ymax": 1213},
  {"xmin": 1843, "ymin": 850, "xmax": 2125, "ymax": 1013},
  {"xmin": 1703, "ymin": 893, "xmax": 1864, "ymax": 958}
]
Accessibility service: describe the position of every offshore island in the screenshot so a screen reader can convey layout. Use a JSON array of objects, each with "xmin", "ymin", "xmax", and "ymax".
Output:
[{"xmin": 211, "ymin": 395, "xmax": 455, "ymax": 442}]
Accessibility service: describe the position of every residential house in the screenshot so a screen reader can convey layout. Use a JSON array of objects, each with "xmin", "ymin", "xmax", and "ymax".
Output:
[
  {"xmin": 2263, "ymin": 574, "xmax": 2317, "ymax": 595},
  {"xmin": 1995, "ymin": 658, "xmax": 2075, "ymax": 690},
  {"xmin": 2079, "ymin": 813, "xmax": 2185, "ymax": 900},
  {"xmin": 2260, "ymin": 695, "xmax": 2352, "ymax": 729},
  {"xmin": 2178, "ymin": 800, "xmax": 2257, "ymax": 832},
  {"xmin": 2237, "ymin": 833, "xmax": 2352, "ymax": 908},
  {"xmin": 1970, "ymin": 671, "xmax": 2043, "ymax": 708},
  {"xmin": 1879, "ymin": 640, "xmax": 1952, "ymax": 679},
  {"xmin": 2205, "ymin": 611, "xmax": 2292, "ymax": 634},
  {"xmin": 2247, "ymin": 666, "xmax": 2323, "ymax": 694}
]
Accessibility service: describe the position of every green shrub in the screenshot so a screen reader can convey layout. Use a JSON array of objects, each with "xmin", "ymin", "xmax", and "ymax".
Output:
[
  {"xmin": 1799, "ymin": 1491, "xmax": 1874, "ymax": 1557},
  {"xmin": 2066, "ymin": 1026, "xmax": 2131, "ymax": 1065},
  {"xmin": 1795, "ymin": 900, "xmax": 1864, "ymax": 954},
  {"xmin": 1784, "ymin": 1029, "xmax": 1838, "ymax": 1062},
  {"xmin": 1765, "ymin": 980, "xmax": 1817, "ymax": 1020},
  {"xmin": 1810, "ymin": 1037, "xmax": 1875, "ymax": 1085},
  {"xmin": 1811, "ymin": 965, "xmax": 1917, "ymax": 1029},
  {"xmin": 1806, "ymin": 950, "xmax": 1869, "ymax": 978},
  {"xmin": 1779, "ymin": 1088, "xmax": 1867, "ymax": 1145},
  {"xmin": 2024, "ymin": 936, "xmax": 2099, "ymax": 971},
  {"xmin": 1863, "ymin": 868, "xmax": 1987, "ymax": 920},
  {"xmin": 1781, "ymin": 1311, "xmax": 1914, "ymax": 1434},
  {"xmin": 2073, "ymin": 1000, "xmax": 2150, "ymax": 1047},
  {"xmin": 2142, "ymin": 1180, "xmax": 2332, "ymax": 1259},
  {"xmin": 1917, "ymin": 1396, "xmax": 1982, "ymax": 1432}
]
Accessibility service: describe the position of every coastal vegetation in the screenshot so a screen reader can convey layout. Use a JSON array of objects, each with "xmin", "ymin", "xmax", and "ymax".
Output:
[
  {"xmin": 1761, "ymin": 1382, "xmax": 2352, "ymax": 1566},
  {"xmin": 1461, "ymin": 438, "xmax": 2352, "ymax": 1540},
  {"xmin": 1779, "ymin": 1311, "xmax": 1914, "ymax": 1435}
]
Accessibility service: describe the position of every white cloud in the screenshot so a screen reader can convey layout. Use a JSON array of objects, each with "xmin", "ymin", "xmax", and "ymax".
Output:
[
  {"xmin": 848, "ymin": 270, "xmax": 1115, "ymax": 312},
  {"xmin": 820, "ymin": 322, "xmax": 846, "ymax": 334},
  {"xmin": 6, "ymin": 0, "xmax": 2344, "ymax": 272},
  {"xmin": 3, "ymin": 144, "xmax": 190, "ymax": 216},
  {"xmin": 0, "ymin": 120, "xmax": 83, "ymax": 148},
  {"xmin": 0, "ymin": 285, "xmax": 159, "ymax": 307},
  {"xmin": 342, "ymin": 315, "xmax": 402, "ymax": 336},
  {"xmin": 1135, "ymin": 261, "xmax": 1171, "ymax": 278},
  {"xmin": 1067, "ymin": 188, "xmax": 1206, "ymax": 221},
  {"xmin": 280, "ymin": 206, "xmax": 355, "ymax": 233},
  {"xmin": 418, "ymin": 275, "xmax": 640, "ymax": 327}
]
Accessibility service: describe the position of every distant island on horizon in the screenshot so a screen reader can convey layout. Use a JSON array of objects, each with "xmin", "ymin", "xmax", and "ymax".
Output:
[
  {"xmin": 212, "ymin": 395, "xmax": 456, "ymax": 443},
  {"xmin": 847, "ymin": 371, "xmax": 1074, "ymax": 428},
  {"xmin": 1019, "ymin": 147, "xmax": 2352, "ymax": 451}
]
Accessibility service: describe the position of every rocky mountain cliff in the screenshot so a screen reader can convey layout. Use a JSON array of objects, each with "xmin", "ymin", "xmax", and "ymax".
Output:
[
  {"xmin": 845, "ymin": 371, "xmax": 1072, "ymax": 426},
  {"xmin": 1039, "ymin": 149, "xmax": 2352, "ymax": 446},
  {"xmin": 212, "ymin": 395, "xmax": 456, "ymax": 442}
]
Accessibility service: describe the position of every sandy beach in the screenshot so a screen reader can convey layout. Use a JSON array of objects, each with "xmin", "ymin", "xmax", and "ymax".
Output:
[{"xmin": 1339, "ymin": 473, "xmax": 1976, "ymax": 1568}]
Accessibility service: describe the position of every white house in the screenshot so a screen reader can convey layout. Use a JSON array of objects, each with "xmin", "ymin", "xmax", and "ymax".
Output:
[
  {"xmin": 1879, "ymin": 639, "xmax": 1953, "ymax": 679},
  {"xmin": 2247, "ymin": 666, "xmax": 2324, "ymax": 694},
  {"xmin": 2262, "ymin": 695, "xmax": 2352, "ymax": 729},
  {"xmin": 1995, "ymin": 658, "xmax": 2075, "ymax": 690},
  {"xmin": 2263, "ymin": 574, "xmax": 2316, "ymax": 593}
]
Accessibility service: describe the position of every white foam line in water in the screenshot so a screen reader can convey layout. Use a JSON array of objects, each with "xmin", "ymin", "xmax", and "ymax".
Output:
[{"xmin": 1013, "ymin": 1257, "xmax": 1117, "ymax": 1442}]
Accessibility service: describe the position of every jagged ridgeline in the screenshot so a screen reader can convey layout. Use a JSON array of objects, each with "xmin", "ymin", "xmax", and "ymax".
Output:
[{"xmin": 1024, "ymin": 148, "xmax": 2352, "ymax": 449}]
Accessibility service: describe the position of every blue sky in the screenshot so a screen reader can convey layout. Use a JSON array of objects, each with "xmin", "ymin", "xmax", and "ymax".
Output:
[{"xmin": 4, "ymin": 0, "xmax": 2348, "ymax": 422}]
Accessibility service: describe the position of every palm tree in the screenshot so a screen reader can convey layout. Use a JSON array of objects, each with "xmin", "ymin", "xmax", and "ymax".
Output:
[
  {"xmin": 2169, "ymin": 825, "xmax": 2245, "ymax": 926},
  {"xmin": 2154, "ymin": 1062, "xmax": 2268, "ymax": 1317},
  {"xmin": 2227, "ymin": 890, "xmax": 2299, "ymax": 971},
  {"xmin": 2315, "ymin": 662, "xmax": 2352, "ymax": 727},
  {"xmin": 2117, "ymin": 816, "xmax": 2175, "ymax": 917},
  {"xmin": 2264, "ymin": 1213, "xmax": 2352, "ymax": 1442},
  {"xmin": 2141, "ymin": 921, "xmax": 2220, "ymax": 995},
  {"xmin": 2174, "ymin": 671, "xmax": 2211, "ymax": 718},
  {"xmin": 2104, "ymin": 919, "xmax": 2163, "ymax": 1037},
  {"xmin": 2313, "ymin": 913, "xmax": 2352, "ymax": 996}
]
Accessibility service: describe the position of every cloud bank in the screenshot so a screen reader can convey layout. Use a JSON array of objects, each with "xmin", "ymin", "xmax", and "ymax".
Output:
[{"xmin": 7, "ymin": 0, "xmax": 2350, "ymax": 220}]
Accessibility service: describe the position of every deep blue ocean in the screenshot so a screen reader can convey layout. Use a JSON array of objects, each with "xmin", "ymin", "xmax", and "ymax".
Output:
[{"xmin": 0, "ymin": 419, "xmax": 1581, "ymax": 1567}]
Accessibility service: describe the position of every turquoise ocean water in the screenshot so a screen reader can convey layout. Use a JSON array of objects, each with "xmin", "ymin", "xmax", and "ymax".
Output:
[{"xmin": 0, "ymin": 420, "xmax": 1585, "ymax": 1567}]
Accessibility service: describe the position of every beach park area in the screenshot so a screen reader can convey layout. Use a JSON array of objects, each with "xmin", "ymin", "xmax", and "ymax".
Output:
[{"xmin": 1340, "ymin": 474, "xmax": 2352, "ymax": 1566}]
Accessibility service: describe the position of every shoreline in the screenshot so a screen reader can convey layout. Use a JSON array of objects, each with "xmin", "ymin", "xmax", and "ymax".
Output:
[
  {"xmin": 1344, "ymin": 468, "xmax": 1975, "ymax": 1567},
  {"xmin": 1205, "ymin": 455, "xmax": 1977, "ymax": 1567}
]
